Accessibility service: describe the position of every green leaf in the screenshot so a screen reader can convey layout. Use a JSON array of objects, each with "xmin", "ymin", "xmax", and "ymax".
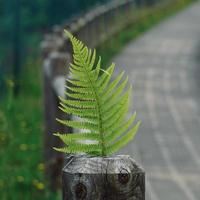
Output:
[
  {"xmin": 56, "ymin": 118, "xmax": 98, "ymax": 132},
  {"xmin": 65, "ymin": 85, "xmax": 94, "ymax": 94},
  {"xmin": 53, "ymin": 143, "xmax": 101, "ymax": 154},
  {"xmin": 65, "ymin": 91, "xmax": 95, "ymax": 101},
  {"xmin": 54, "ymin": 30, "xmax": 141, "ymax": 156},
  {"xmin": 97, "ymin": 63, "xmax": 115, "ymax": 88},
  {"xmin": 103, "ymin": 71, "xmax": 125, "ymax": 95},
  {"xmin": 59, "ymin": 97, "xmax": 96, "ymax": 109},
  {"xmin": 106, "ymin": 121, "xmax": 141, "ymax": 155},
  {"xmin": 66, "ymin": 79, "xmax": 90, "ymax": 87},
  {"xmin": 54, "ymin": 132, "xmax": 100, "ymax": 143},
  {"xmin": 105, "ymin": 113, "xmax": 137, "ymax": 142}
]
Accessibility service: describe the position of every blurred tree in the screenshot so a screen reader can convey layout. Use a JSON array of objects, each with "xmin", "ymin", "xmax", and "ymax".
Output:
[
  {"xmin": 0, "ymin": 63, "xmax": 5, "ymax": 100},
  {"xmin": 0, "ymin": 0, "xmax": 113, "ymax": 95},
  {"xmin": 46, "ymin": 0, "xmax": 79, "ymax": 26},
  {"xmin": 0, "ymin": 0, "xmax": 112, "ymax": 40},
  {"xmin": 13, "ymin": 0, "xmax": 21, "ymax": 95},
  {"xmin": 46, "ymin": 0, "xmax": 110, "ymax": 26}
]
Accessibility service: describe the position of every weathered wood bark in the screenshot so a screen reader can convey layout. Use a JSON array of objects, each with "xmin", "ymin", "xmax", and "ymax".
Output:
[{"xmin": 62, "ymin": 155, "xmax": 145, "ymax": 200}]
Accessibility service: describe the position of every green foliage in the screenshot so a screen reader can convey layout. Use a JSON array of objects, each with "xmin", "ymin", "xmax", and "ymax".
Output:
[
  {"xmin": 54, "ymin": 31, "xmax": 141, "ymax": 156},
  {"xmin": 0, "ymin": 57, "xmax": 60, "ymax": 200}
]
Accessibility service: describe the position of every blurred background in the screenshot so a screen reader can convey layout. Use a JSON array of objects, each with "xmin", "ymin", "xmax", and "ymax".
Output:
[
  {"xmin": 0, "ymin": 0, "xmax": 199, "ymax": 199},
  {"xmin": 0, "ymin": 0, "xmax": 110, "ymax": 96}
]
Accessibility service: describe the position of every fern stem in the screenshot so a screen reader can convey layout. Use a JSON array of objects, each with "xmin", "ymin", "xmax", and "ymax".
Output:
[{"xmin": 72, "ymin": 40, "xmax": 106, "ymax": 156}]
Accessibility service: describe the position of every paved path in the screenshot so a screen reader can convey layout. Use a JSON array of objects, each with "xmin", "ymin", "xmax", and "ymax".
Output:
[{"xmin": 114, "ymin": 1, "xmax": 200, "ymax": 199}]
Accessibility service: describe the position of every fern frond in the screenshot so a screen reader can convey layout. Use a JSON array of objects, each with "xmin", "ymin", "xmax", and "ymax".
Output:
[
  {"xmin": 59, "ymin": 98, "xmax": 96, "ymax": 109},
  {"xmin": 102, "ymin": 76, "xmax": 129, "ymax": 104},
  {"xmin": 102, "ymin": 71, "xmax": 125, "ymax": 95},
  {"xmin": 58, "ymin": 106, "xmax": 98, "ymax": 119},
  {"xmin": 54, "ymin": 30, "xmax": 141, "ymax": 156},
  {"xmin": 64, "ymin": 91, "xmax": 95, "ymax": 101},
  {"xmin": 56, "ymin": 119, "xmax": 98, "ymax": 132},
  {"xmin": 54, "ymin": 133, "xmax": 100, "ymax": 143},
  {"xmin": 88, "ymin": 49, "xmax": 96, "ymax": 69},
  {"xmin": 65, "ymin": 85, "xmax": 94, "ymax": 94},
  {"xmin": 101, "ymin": 85, "xmax": 131, "ymax": 115},
  {"xmin": 105, "ymin": 113, "xmax": 137, "ymax": 142},
  {"xmin": 105, "ymin": 121, "xmax": 141, "ymax": 155},
  {"xmin": 53, "ymin": 143, "xmax": 101, "ymax": 154},
  {"xmin": 97, "ymin": 63, "xmax": 115, "ymax": 89},
  {"xmin": 102, "ymin": 97, "xmax": 129, "ymax": 132},
  {"xmin": 66, "ymin": 79, "xmax": 90, "ymax": 87}
]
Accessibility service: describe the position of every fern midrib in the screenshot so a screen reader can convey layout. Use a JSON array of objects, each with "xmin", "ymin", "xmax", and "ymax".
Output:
[{"xmin": 73, "ymin": 41, "xmax": 106, "ymax": 156}]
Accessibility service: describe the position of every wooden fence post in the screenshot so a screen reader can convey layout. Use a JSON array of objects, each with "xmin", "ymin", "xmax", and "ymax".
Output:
[
  {"xmin": 62, "ymin": 155, "xmax": 145, "ymax": 200},
  {"xmin": 42, "ymin": 51, "xmax": 71, "ymax": 189}
]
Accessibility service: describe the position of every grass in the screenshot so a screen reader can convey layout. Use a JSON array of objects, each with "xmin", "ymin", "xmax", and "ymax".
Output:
[
  {"xmin": 0, "ymin": 55, "xmax": 61, "ymax": 199},
  {"xmin": 0, "ymin": 0, "xmax": 196, "ymax": 199}
]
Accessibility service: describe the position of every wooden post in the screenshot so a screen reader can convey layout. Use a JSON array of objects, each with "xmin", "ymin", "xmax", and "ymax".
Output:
[
  {"xmin": 62, "ymin": 155, "xmax": 145, "ymax": 200},
  {"xmin": 43, "ymin": 51, "xmax": 71, "ymax": 190},
  {"xmin": 94, "ymin": 7, "xmax": 107, "ymax": 44},
  {"xmin": 88, "ymin": 12, "xmax": 99, "ymax": 48}
]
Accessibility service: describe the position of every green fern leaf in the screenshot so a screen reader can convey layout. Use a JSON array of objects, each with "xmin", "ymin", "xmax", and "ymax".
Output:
[
  {"xmin": 56, "ymin": 119, "xmax": 98, "ymax": 132},
  {"xmin": 54, "ymin": 143, "xmax": 101, "ymax": 155},
  {"xmin": 66, "ymin": 79, "xmax": 90, "ymax": 87},
  {"xmin": 54, "ymin": 132, "xmax": 100, "ymax": 143},
  {"xmin": 102, "ymin": 71, "xmax": 125, "ymax": 95},
  {"xmin": 58, "ymin": 105, "xmax": 98, "ymax": 119},
  {"xmin": 105, "ymin": 113, "xmax": 137, "ymax": 142},
  {"xmin": 105, "ymin": 121, "xmax": 141, "ymax": 155},
  {"xmin": 54, "ymin": 30, "xmax": 141, "ymax": 156}
]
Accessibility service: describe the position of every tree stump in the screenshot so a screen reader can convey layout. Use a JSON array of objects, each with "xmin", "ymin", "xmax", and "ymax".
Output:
[{"xmin": 62, "ymin": 155, "xmax": 145, "ymax": 200}]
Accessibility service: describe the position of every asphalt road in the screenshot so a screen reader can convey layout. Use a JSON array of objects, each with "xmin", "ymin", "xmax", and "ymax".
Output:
[{"xmin": 114, "ymin": 1, "xmax": 200, "ymax": 199}]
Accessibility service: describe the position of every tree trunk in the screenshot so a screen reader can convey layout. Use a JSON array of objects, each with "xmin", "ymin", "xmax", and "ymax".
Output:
[{"xmin": 62, "ymin": 155, "xmax": 145, "ymax": 200}]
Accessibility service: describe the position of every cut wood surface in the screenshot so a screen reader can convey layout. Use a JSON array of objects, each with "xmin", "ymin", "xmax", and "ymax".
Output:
[{"xmin": 62, "ymin": 155, "xmax": 145, "ymax": 200}]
